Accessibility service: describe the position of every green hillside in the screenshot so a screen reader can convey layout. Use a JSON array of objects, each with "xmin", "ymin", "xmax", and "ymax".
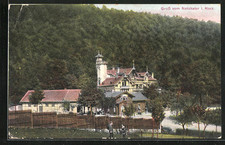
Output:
[{"xmin": 9, "ymin": 4, "xmax": 221, "ymax": 105}]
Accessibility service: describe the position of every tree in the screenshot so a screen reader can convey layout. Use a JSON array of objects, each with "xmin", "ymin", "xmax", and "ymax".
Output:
[
  {"xmin": 41, "ymin": 59, "xmax": 69, "ymax": 89},
  {"xmin": 170, "ymin": 108, "xmax": 193, "ymax": 135},
  {"xmin": 142, "ymin": 84, "xmax": 159, "ymax": 100},
  {"xmin": 123, "ymin": 103, "xmax": 135, "ymax": 133},
  {"xmin": 123, "ymin": 103, "xmax": 135, "ymax": 117},
  {"xmin": 29, "ymin": 86, "xmax": 45, "ymax": 112},
  {"xmin": 77, "ymin": 73, "xmax": 93, "ymax": 89},
  {"xmin": 100, "ymin": 97, "xmax": 116, "ymax": 114},
  {"xmin": 185, "ymin": 59, "xmax": 220, "ymax": 106},
  {"xmin": 170, "ymin": 92, "xmax": 196, "ymax": 116},
  {"xmin": 209, "ymin": 109, "xmax": 221, "ymax": 133},
  {"xmin": 201, "ymin": 109, "xmax": 214, "ymax": 138},
  {"xmin": 64, "ymin": 74, "xmax": 79, "ymax": 89},
  {"xmin": 158, "ymin": 90, "xmax": 176, "ymax": 109},
  {"xmin": 62, "ymin": 101, "xmax": 70, "ymax": 112},
  {"xmin": 191, "ymin": 104, "xmax": 206, "ymax": 138},
  {"xmin": 78, "ymin": 85, "xmax": 104, "ymax": 115},
  {"xmin": 150, "ymin": 98, "xmax": 165, "ymax": 138}
]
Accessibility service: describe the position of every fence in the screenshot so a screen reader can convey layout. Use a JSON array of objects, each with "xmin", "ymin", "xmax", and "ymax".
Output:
[{"xmin": 8, "ymin": 110, "xmax": 159, "ymax": 129}]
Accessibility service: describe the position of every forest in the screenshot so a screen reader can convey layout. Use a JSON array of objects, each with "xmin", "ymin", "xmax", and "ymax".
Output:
[{"xmin": 9, "ymin": 4, "xmax": 221, "ymax": 106}]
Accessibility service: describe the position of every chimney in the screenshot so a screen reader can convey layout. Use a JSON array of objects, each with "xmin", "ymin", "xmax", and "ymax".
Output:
[
  {"xmin": 152, "ymin": 72, "xmax": 154, "ymax": 78},
  {"xmin": 112, "ymin": 67, "xmax": 115, "ymax": 70}
]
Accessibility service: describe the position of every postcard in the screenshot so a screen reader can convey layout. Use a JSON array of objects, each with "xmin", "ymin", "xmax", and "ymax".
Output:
[{"xmin": 8, "ymin": 4, "xmax": 221, "ymax": 140}]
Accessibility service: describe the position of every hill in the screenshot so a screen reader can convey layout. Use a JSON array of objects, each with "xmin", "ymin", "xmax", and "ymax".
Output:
[{"xmin": 8, "ymin": 4, "xmax": 221, "ymax": 105}]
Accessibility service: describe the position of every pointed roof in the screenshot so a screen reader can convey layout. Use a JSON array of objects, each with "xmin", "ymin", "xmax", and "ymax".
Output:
[
  {"xmin": 95, "ymin": 50, "xmax": 103, "ymax": 58},
  {"xmin": 148, "ymin": 76, "xmax": 157, "ymax": 81},
  {"xmin": 104, "ymin": 91, "xmax": 148, "ymax": 101},
  {"xmin": 107, "ymin": 68, "xmax": 133, "ymax": 76},
  {"xmin": 99, "ymin": 76, "xmax": 123, "ymax": 86},
  {"xmin": 131, "ymin": 92, "xmax": 148, "ymax": 101},
  {"xmin": 95, "ymin": 53, "xmax": 103, "ymax": 58},
  {"xmin": 20, "ymin": 89, "xmax": 81, "ymax": 103}
]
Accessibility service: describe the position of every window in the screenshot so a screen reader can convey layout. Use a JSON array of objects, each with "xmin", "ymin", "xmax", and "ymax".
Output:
[
  {"xmin": 138, "ymin": 104, "xmax": 141, "ymax": 110},
  {"xmin": 46, "ymin": 103, "xmax": 49, "ymax": 107},
  {"xmin": 28, "ymin": 104, "xmax": 31, "ymax": 107},
  {"xmin": 52, "ymin": 104, "xmax": 55, "ymax": 107},
  {"xmin": 121, "ymin": 95, "xmax": 127, "ymax": 101},
  {"xmin": 122, "ymin": 81, "xmax": 127, "ymax": 86},
  {"xmin": 98, "ymin": 78, "xmax": 101, "ymax": 85}
]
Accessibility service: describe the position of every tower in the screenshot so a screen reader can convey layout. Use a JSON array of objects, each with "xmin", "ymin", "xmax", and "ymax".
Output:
[{"xmin": 96, "ymin": 51, "xmax": 108, "ymax": 86}]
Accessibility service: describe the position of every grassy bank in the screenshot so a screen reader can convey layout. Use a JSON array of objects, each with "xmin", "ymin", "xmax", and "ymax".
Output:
[
  {"xmin": 142, "ymin": 133, "xmax": 200, "ymax": 139},
  {"xmin": 8, "ymin": 128, "xmax": 138, "ymax": 139},
  {"xmin": 8, "ymin": 128, "xmax": 212, "ymax": 139}
]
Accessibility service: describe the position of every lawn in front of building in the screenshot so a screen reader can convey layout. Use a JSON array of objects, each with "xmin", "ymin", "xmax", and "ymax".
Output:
[
  {"xmin": 141, "ymin": 133, "xmax": 201, "ymax": 139},
  {"xmin": 8, "ymin": 128, "xmax": 202, "ymax": 139}
]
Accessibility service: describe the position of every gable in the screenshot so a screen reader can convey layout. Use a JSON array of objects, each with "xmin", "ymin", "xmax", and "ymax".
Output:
[{"xmin": 115, "ymin": 92, "xmax": 134, "ymax": 104}]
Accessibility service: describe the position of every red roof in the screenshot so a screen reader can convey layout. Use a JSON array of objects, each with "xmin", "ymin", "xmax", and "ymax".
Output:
[
  {"xmin": 148, "ymin": 76, "xmax": 157, "ymax": 81},
  {"xmin": 107, "ymin": 68, "xmax": 133, "ymax": 76},
  {"xmin": 99, "ymin": 77, "xmax": 123, "ymax": 86},
  {"xmin": 20, "ymin": 89, "xmax": 81, "ymax": 103}
]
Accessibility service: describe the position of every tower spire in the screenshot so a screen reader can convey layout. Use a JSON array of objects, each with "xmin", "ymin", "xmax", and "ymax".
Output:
[
  {"xmin": 146, "ymin": 66, "xmax": 148, "ymax": 73},
  {"xmin": 132, "ymin": 60, "xmax": 135, "ymax": 70}
]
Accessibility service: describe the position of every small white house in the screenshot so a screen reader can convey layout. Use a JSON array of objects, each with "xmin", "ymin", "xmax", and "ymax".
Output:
[{"xmin": 19, "ymin": 89, "xmax": 86, "ymax": 114}]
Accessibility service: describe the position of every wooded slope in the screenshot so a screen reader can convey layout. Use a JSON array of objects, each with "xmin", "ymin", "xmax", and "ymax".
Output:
[{"xmin": 9, "ymin": 5, "xmax": 221, "ymax": 104}]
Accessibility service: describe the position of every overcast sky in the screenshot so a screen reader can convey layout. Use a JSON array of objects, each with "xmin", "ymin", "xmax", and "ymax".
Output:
[{"xmin": 95, "ymin": 4, "xmax": 220, "ymax": 23}]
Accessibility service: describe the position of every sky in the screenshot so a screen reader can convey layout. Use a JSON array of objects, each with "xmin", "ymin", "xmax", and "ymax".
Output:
[{"xmin": 95, "ymin": 4, "xmax": 220, "ymax": 23}]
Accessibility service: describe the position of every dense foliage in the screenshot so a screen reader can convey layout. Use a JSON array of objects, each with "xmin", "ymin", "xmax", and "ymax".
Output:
[
  {"xmin": 123, "ymin": 103, "xmax": 135, "ymax": 117},
  {"xmin": 29, "ymin": 86, "xmax": 45, "ymax": 104},
  {"xmin": 9, "ymin": 4, "xmax": 221, "ymax": 105},
  {"xmin": 78, "ymin": 85, "xmax": 105, "ymax": 114}
]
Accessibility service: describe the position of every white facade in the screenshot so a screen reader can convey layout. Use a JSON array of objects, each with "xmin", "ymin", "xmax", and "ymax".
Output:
[
  {"xmin": 96, "ymin": 54, "xmax": 108, "ymax": 86},
  {"xmin": 21, "ymin": 102, "xmax": 78, "ymax": 114}
]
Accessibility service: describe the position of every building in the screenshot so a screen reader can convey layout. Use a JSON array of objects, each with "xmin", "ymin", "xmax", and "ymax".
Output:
[
  {"xmin": 96, "ymin": 52, "xmax": 157, "ymax": 115},
  {"xmin": 105, "ymin": 91, "xmax": 149, "ymax": 116},
  {"xmin": 96, "ymin": 53, "xmax": 157, "ymax": 92},
  {"xmin": 19, "ymin": 89, "xmax": 86, "ymax": 114}
]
